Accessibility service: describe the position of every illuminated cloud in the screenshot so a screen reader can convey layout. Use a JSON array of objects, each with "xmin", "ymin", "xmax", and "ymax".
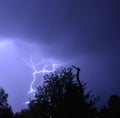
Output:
[{"xmin": 0, "ymin": 0, "xmax": 119, "ymax": 113}]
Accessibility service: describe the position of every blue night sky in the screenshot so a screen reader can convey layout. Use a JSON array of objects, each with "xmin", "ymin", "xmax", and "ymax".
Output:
[{"xmin": 0, "ymin": 0, "xmax": 119, "ymax": 112}]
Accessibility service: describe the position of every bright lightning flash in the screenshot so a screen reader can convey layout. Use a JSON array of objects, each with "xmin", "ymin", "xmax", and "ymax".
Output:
[{"xmin": 23, "ymin": 56, "xmax": 59, "ymax": 97}]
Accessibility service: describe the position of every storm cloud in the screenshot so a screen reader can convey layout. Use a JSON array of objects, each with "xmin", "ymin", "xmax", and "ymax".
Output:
[{"xmin": 0, "ymin": 0, "xmax": 119, "ymax": 112}]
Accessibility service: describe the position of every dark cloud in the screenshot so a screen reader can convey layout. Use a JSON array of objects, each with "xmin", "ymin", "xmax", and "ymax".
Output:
[{"xmin": 0, "ymin": 0, "xmax": 119, "ymax": 48}]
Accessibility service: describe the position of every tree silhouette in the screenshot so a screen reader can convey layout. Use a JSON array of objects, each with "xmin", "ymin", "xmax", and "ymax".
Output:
[
  {"xmin": 0, "ymin": 87, "xmax": 13, "ymax": 118},
  {"xmin": 99, "ymin": 95, "xmax": 120, "ymax": 118},
  {"xmin": 28, "ymin": 66, "xmax": 98, "ymax": 118},
  {"xmin": 107, "ymin": 95, "xmax": 120, "ymax": 118}
]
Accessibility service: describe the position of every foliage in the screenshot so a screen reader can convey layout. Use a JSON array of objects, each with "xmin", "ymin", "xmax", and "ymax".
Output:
[
  {"xmin": 28, "ymin": 66, "xmax": 98, "ymax": 118},
  {"xmin": 99, "ymin": 94, "xmax": 120, "ymax": 118},
  {"xmin": 0, "ymin": 87, "xmax": 13, "ymax": 118},
  {"xmin": 0, "ymin": 87, "xmax": 9, "ymax": 110},
  {"xmin": 0, "ymin": 66, "xmax": 119, "ymax": 118}
]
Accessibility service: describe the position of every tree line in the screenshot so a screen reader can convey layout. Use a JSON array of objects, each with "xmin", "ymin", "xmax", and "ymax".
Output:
[{"xmin": 0, "ymin": 66, "xmax": 120, "ymax": 118}]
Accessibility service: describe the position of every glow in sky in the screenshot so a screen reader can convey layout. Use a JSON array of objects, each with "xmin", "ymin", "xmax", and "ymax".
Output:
[
  {"xmin": 0, "ymin": 40, "xmax": 62, "ymax": 111},
  {"xmin": 0, "ymin": 0, "xmax": 119, "ymax": 114}
]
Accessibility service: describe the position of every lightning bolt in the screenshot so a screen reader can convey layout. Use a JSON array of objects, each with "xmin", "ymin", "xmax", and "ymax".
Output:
[{"xmin": 23, "ymin": 56, "xmax": 59, "ymax": 104}]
